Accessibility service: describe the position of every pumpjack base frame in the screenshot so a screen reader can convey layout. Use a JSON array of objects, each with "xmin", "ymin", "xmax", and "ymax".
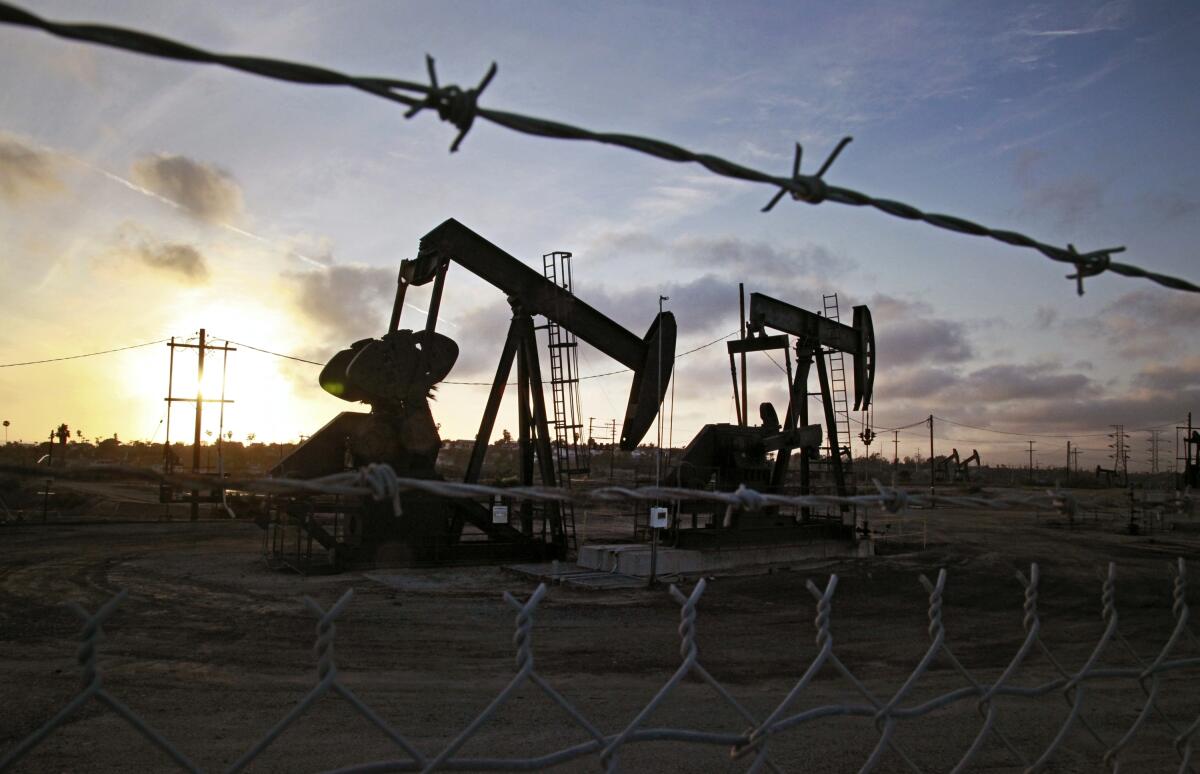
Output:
[{"xmin": 260, "ymin": 493, "xmax": 563, "ymax": 575}]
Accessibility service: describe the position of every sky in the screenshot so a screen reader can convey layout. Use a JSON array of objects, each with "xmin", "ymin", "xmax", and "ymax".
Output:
[{"xmin": 1, "ymin": 0, "xmax": 1198, "ymax": 471}]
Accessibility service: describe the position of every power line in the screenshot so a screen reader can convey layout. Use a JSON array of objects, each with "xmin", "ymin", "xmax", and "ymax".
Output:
[
  {"xmin": 1, "ymin": 2, "xmax": 1195, "ymax": 295},
  {"xmin": 217, "ymin": 338, "xmax": 322, "ymax": 366},
  {"xmin": 846, "ymin": 413, "xmax": 928, "ymax": 433},
  {"xmin": 934, "ymin": 415, "xmax": 1184, "ymax": 440},
  {"xmin": 224, "ymin": 329, "xmax": 740, "ymax": 386},
  {"xmin": 0, "ymin": 338, "xmax": 168, "ymax": 368}
]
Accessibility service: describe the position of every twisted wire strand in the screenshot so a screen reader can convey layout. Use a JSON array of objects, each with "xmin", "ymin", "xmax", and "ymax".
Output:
[
  {"xmin": 1, "ymin": 2, "xmax": 1196, "ymax": 295},
  {"xmin": 4, "ymin": 462, "xmax": 1196, "ymax": 529}
]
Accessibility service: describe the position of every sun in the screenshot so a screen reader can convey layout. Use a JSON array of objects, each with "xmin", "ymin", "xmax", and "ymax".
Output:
[{"xmin": 149, "ymin": 300, "xmax": 323, "ymax": 444}]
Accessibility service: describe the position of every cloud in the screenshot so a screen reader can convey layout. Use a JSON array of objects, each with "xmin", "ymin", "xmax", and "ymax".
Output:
[
  {"xmin": 953, "ymin": 363, "xmax": 1094, "ymax": 402},
  {"xmin": 0, "ymin": 133, "xmax": 62, "ymax": 203},
  {"xmin": 1034, "ymin": 306, "xmax": 1058, "ymax": 328},
  {"xmin": 287, "ymin": 263, "xmax": 394, "ymax": 344},
  {"xmin": 881, "ymin": 319, "xmax": 974, "ymax": 366},
  {"xmin": 1132, "ymin": 357, "xmax": 1200, "ymax": 392},
  {"xmin": 1143, "ymin": 191, "xmax": 1200, "ymax": 222},
  {"xmin": 99, "ymin": 224, "xmax": 210, "ymax": 284},
  {"xmin": 130, "ymin": 154, "xmax": 244, "ymax": 224},
  {"xmin": 1016, "ymin": 0, "xmax": 1130, "ymax": 38},
  {"xmin": 987, "ymin": 387, "xmax": 1197, "ymax": 434},
  {"xmin": 584, "ymin": 273, "xmax": 744, "ymax": 338},
  {"xmin": 623, "ymin": 173, "xmax": 744, "ymax": 226},
  {"xmin": 866, "ymin": 294, "xmax": 974, "ymax": 366},
  {"xmin": 136, "ymin": 242, "xmax": 209, "ymax": 282},
  {"xmin": 446, "ymin": 298, "xmax": 512, "ymax": 379},
  {"xmin": 588, "ymin": 231, "xmax": 855, "ymax": 284},
  {"xmin": 1023, "ymin": 175, "xmax": 1107, "ymax": 226},
  {"xmin": 878, "ymin": 367, "xmax": 959, "ymax": 399},
  {"xmin": 1013, "ymin": 149, "xmax": 1106, "ymax": 225},
  {"xmin": 1072, "ymin": 289, "xmax": 1200, "ymax": 358}
]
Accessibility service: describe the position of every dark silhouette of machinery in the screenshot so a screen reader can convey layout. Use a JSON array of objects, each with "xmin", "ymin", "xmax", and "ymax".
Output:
[
  {"xmin": 663, "ymin": 292, "xmax": 874, "ymax": 544},
  {"xmin": 1183, "ymin": 430, "xmax": 1200, "ymax": 489},
  {"xmin": 265, "ymin": 219, "xmax": 675, "ymax": 569},
  {"xmin": 1096, "ymin": 464, "xmax": 1120, "ymax": 486},
  {"xmin": 934, "ymin": 448, "xmax": 981, "ymax": 482},
  {"xmin": 958, "ymin": 449, "xmax": 981, "ymax": 481}
]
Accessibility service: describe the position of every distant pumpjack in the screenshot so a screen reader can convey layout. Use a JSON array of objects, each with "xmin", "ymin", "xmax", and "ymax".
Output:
[
  {"xmin": 662, "ymin": 292, "xmax": 875, "ymax": 544},
  {"xmin": 1096, "ymin": 464, "xmax": 1120, "ymax": 487}
]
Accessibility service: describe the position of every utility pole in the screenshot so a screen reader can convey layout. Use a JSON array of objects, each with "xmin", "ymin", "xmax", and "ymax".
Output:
[
  {"xmin": 1027, "ymin": 440, "xmax": 1035, "ymax": 484},
  {"xmin": 164, "ymin": 330, "xmax": 235, "ymax": 521},
  {"xmin": 1109, "ymin": 424, "xmax": 1128, "ymax": 485},
  {"xmin": 891, "ymin": 429, "xmax": 899, "ymax": 486},
  {"xmin": 192, "ymin": 328, "xmax": 206, "ymax": 519},
  {"xmin": 1147, "ymin": 430, "xmax": 1162, "ymax": 474},
  {"xmin": 738, "ymin": 284, "xmax": 748, "ymax": 428},
  {"xmin": 1066, "ymin": 440, "xmax": 1071, "ymax": 483},
  {"xmin": 608, "ymin": 419, "xmax": 616, "ymax": 480},
  {"xmin": 650, "ymin": 294, "xmax": 669, "ymax": 589},
  {"xmin": 928, "ymin": 415, "xmax": 935, "ymax": 508}
]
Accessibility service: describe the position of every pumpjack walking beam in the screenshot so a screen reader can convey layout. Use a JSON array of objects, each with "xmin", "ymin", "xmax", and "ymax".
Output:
[
  {"xmin": 394, "ymin": 219, "xmax": 675, "ymax": 553},
  {"xmin": 398, "ymin": 218, "xmax": 676, "ymax": 451}
]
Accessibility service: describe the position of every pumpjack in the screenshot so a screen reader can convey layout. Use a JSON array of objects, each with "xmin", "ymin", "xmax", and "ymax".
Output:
[
  {"xmin": 934, "ymin": 448, "xmax": 981, "ymax": 482},
  {"xmin": 1182, "ymin": 430, "xmax": 1200, "ymax": 489},
  {"xmin": 265, "ymin": 219, "xmax": 675, "ymax": 569},
  {"xmin": 1096, "ymin": 464, "xmax": 1121, "ymax": 487},
  {"xmin": 663, "ymin": 291, "xmax": 875, "ymax": 545}
]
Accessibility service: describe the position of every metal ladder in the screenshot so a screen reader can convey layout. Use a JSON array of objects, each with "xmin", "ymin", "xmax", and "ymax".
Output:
[
  {"xmin": 822, "ymin": 293, "xmax": 855, "ymax": 489},
  {"xmin": 542, "ymin": 251, "xmax": 587, "ymax": 552}
]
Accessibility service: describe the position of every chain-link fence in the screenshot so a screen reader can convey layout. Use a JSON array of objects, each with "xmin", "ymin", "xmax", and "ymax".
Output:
[{"xmin": 3, "ymin": 558, "xmax": 1198, "ymax": 772}]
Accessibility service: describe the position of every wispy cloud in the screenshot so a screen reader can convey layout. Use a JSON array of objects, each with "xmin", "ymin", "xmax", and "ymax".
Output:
[
  {"xmin": 131, "ymin": 154, "xmax": 245, "ymax": 225},
  {"xmin": 0, "ymin": 132, "xmax": 63, "ymax": 204}
]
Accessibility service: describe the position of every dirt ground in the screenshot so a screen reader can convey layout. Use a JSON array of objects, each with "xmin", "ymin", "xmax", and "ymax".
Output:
[{"xmin": 2, "ymin": 485, "xmax": 1198, "ymax": 772}]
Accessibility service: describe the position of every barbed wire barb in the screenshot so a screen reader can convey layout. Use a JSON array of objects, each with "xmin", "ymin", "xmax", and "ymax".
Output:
[
  {"xmin": 403, "ymin": 54, "xmax": 497, "ymax": 152},
  {"xmin": 761, "ymin": 136, "xmax": 852, "ymax": 211},
  {"xmin": 1066, "ymin": 243, "xmax": 1125, "ymax": 296}
]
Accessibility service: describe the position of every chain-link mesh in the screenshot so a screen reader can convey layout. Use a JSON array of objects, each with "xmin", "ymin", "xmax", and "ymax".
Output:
[{"xmin": 2, "ymin": 560, "xmax": 1197, "ymax": 772}]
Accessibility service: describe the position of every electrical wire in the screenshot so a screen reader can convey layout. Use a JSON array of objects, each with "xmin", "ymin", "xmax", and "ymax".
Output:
[
  {"xmin": 217, "ymin": 338, "xmax": 322, "ymax": 366},
  {"xmin": 0, "ymin": 338, "xmax": 168, "ymax": 368},
  {"xmin": 933, "ymin": 415, "xmax": 1186, "ymax": 439},
  {"xmin": 221, "ymin": 328, "xmax": 738, "ymax": 387}
]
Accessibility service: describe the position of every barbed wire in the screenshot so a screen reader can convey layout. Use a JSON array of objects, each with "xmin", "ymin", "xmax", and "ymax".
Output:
[
  {"xmin": 1, "ymin": 2, "xmax": 1196, "ymax": 296},
  {"xmin": 1, "ymin": 462, "xmax": 1194, "ymax": 525},
  {"xmin": 2, "ymin": 560, "xmax": 1198, "ymax": 771}
]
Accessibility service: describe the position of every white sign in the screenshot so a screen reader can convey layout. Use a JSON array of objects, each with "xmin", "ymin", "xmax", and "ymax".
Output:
[
  {"xmin": 492, "ymin": 504, "xmax": 509, "ymax": 524},
  {"xmin": 649, "ymin": 506, "xmax": 669, "ymax": 529}
]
